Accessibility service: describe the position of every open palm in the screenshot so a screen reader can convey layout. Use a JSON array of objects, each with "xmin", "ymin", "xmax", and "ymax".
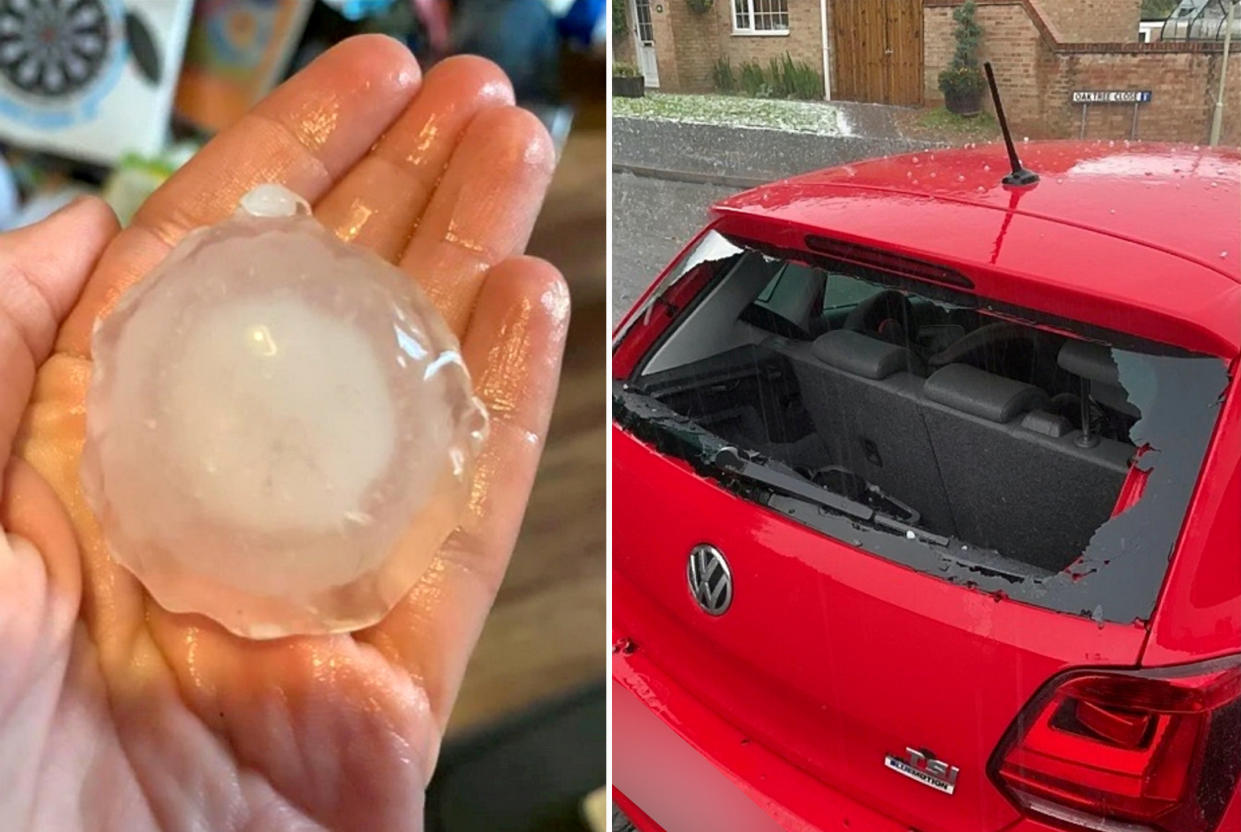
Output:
[{"xmin": 0, "ymin": 36, "xmax": 567, "ymax": 831}]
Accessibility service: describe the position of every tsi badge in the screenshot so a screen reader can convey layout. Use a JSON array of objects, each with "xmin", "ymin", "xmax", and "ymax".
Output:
[{"xmin": 884, "ymin": 747, "xmax": 960, "ymax": 795}]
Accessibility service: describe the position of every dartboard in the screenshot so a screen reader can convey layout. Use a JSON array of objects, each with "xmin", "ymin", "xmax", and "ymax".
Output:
[{"xmin": 0, "ymin": 0, "xmax": 111, "ymax": 99}]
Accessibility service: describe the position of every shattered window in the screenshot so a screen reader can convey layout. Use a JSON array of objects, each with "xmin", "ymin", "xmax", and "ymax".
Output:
[{"xmin": 613, "ymin": 232, "xmax": 1230, "ymax": 624}]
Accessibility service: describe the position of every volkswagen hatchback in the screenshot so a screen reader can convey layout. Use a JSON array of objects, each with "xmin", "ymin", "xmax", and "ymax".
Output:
[{"xmin": 611, "ymin": 142, "xmax": 1240, "ymax": 832}]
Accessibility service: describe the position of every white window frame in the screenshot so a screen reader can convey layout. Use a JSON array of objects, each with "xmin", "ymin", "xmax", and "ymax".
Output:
[{"xmin": 731, "ymin": 0, "xmax": 790, "ymax": 36}]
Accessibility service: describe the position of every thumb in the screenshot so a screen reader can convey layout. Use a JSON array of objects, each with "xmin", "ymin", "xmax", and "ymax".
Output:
[{"xmin": 0, "ymin": 197, "xmax": 118, "ymax": 471}]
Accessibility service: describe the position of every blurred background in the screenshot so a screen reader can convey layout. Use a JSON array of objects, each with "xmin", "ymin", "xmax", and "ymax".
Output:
[{"xmin": 0, "ymin": 0, "xmax": 605, "ymax": 828}]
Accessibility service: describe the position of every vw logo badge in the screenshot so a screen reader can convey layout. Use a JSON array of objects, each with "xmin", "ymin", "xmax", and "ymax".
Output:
[{"xmin": 687, "ymin": 544, "xmax": 732, "ymax": 615}]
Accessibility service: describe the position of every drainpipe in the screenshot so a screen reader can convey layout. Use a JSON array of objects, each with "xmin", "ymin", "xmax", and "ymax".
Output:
[
  {"xmin": 1209, "ymin": 0, "xmax": 1236, "ymax": 146},
  {"xmin": 820, "ymin": 0, "xmax": 832, "ymax": 100}
]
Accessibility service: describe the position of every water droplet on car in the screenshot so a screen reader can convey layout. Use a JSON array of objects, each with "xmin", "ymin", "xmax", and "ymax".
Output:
[
  {"xmin": 911, "ymin": 156, "xmax": 920, "ymax": 163},
  {"xmin": 906, "ymin": 530, "xmax": 917, "ymax": 540},
  {"xmin": 957, "ymin": 175, "xmax": 965, "ymax": 182},
  {"xmin": 1092, "ymin": 605, "xmax": 1105, "ymax": 627},
  {"xmin": 1221, "ymin": 251, "xmax": 1229, "ymax": 259},
  {"xmin": 983, "ymin": 163, "xmax": 991, "ymax": 172},
  {"xmin": 613, "ymin": 637, "xmax": 638, "ymax": 654}
]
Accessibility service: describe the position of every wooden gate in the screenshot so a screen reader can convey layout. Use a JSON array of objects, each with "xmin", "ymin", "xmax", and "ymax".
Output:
[{"xmin": 831, "ymin": 0, "xmax": 923, "ymax": 106}]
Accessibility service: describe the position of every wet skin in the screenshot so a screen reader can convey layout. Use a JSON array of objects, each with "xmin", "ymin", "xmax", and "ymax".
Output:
[{"xmin": 0, "ymin": 36, "xmax": 568, "ymax": 831}]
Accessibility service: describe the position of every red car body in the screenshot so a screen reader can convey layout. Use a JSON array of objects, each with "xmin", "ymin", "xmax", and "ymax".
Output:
[{"xmin": 611, "ymin": 142, "xmax": 1241, "ymax": 832}]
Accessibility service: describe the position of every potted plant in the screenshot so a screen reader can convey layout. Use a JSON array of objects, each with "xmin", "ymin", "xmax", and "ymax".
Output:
[
  {"xmin": 938, "ymin": 0, "xmax": 985, "ymax": 116},
  {"xmin": 614, "ymin": 62, "xmax": 645, "ymax": 98}
]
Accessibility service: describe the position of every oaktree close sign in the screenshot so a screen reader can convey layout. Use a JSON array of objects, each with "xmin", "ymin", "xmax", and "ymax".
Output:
[{"xmin": 1072, "ymin": 90, "xmax": 1153, "ymax": 104}]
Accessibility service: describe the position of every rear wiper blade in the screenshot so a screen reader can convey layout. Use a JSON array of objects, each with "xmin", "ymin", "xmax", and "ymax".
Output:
[
  {"xmin": 613, "ymin": 384, "xmax": 948, "ymax": 545},
  {"xmin": 712, "ymin": 447, "xmax": 871, "ymax": 521},
  {"xmin": 711, "ymin": 447, "xmax": 949, "ymax": 546}
]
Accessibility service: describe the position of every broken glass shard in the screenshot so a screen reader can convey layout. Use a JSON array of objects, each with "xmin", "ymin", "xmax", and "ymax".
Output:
[{"xmin": 81, "ymin": 184, "xmax": 488, "ymax": 639}]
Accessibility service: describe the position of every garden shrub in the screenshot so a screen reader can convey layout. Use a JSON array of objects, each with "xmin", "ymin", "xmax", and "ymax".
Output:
[
  {"xmin": 739, "ymin": 61, "xmax": 766, "ymax": 96},
  {"xmin": 712, "ymin": 57, "xmax": 736, "ymax": 93}
]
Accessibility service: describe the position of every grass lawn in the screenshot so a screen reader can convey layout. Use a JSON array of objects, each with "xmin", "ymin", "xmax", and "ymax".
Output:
[
  {"xmin": 613, "ymin": 92, "xmax": 849, "ymax": 136},
  {"xmin": 896, "ymin": 106, "xmax": 1002, "ymax": 143}
]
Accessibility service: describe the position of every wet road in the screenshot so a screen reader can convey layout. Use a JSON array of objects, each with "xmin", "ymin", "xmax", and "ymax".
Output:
[{"xmin": 611, "ymin": 170, "xmax": 741, "ymax": 326}]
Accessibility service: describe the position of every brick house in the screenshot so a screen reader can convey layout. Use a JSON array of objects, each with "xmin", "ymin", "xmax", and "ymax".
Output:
[
  {"xmin": 615, "ymin": 0, "xmax": 831, "ymax": 96},
  {"xmin": 616, "ymin": 0, "xmax": 1240, "ymax": 145}
]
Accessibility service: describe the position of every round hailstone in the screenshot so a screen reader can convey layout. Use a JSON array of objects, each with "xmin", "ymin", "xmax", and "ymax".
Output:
[{"xmin": 81, "ymin": 184, "xmax": 488, "ymax": 639}]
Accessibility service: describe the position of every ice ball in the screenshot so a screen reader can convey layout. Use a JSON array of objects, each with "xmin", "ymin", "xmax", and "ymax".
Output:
[{"xmin": 81, "ymin": 185, "xmax": 487, "ymax": 639}]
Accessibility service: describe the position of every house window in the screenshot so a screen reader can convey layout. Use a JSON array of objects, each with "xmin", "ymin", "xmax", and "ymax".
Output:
[
  {"xmin": 634, "ymin": 0, "xmax": 654, "ymax": 43},
  {"xmin": 733, "ymin": 0, "xmax": 788, "ymax": 34}
]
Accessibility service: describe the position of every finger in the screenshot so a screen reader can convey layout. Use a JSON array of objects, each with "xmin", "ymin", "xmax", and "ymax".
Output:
[
  {"xmin": 359, "ymin": 256, "xmax": 570, "ymax": 728},
  {"xmin": 18, "ymin": 353, "xmax": 149, "ymax": 668},
  {"xmin": 399, "ymin": 107, "xmax": 556, "ymax": 337},
  {"xmin": 315, "ymin": 55, "xmax": 514, "ymax": 260},
  {"xmin": 0, "ymin": 198, "xmax": 117, "ymax": 470},
  {"xmin": 56, "ymin": 34, "xmax": 422, "ymax": 357}
]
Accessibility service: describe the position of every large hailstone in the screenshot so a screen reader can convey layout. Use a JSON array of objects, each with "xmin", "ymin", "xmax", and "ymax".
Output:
[{"xmin": 82, "ymin": 185, "xmax": 488, "ymax": 639}]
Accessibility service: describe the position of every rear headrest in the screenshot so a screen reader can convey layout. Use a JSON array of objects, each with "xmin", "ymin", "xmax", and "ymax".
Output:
[
  {"xmin": 812, "ymin": 329, "xmax": 916, "ymax": 380},
  {"xmin": 924, "ymin": 363, "xmax": 1048, "ymax": 423},
  {"xmin": 1057, "ymin": 340, "xmax": 1120, "ymax": 385},
  {"xmin": 1057, "ymin": 339, "xmax": 1140, "ymax": 417}
]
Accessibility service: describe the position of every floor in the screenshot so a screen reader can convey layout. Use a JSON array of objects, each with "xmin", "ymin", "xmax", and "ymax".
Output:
[
  {"xmin": 612, "ymin": 805, "xmax": 638, "ymax": 832},
  {"xmin": 445, "ymin": 56, "xmax": 607, "ymax": 738}
]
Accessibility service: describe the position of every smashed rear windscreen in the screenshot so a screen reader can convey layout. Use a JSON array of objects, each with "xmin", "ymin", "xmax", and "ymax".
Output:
[{"xmin": 613, "ymin": 231, "xmax": 1231, "ymax": 625}]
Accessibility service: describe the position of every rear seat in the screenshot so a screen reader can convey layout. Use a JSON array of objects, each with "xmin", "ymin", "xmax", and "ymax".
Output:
[
  {"xmin": 776, "ymin": 329, "xmax": 1132, "ymax": 571},
  {"xmin": 919, "ymin": 362, "xmax": 1131, "ymax": 571},
  {"xmin": 783, "ymin": 330, "xmax": 957, "ymax": 535}
]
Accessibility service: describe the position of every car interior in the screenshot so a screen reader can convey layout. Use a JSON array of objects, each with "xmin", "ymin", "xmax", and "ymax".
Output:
[{"xmin": 628, "ymin": 248, "xmax": 1140, "ymax": 574}]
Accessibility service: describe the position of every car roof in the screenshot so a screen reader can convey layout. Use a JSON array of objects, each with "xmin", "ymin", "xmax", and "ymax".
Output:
[{"xmin": 710, "ymin": 141, "xmax": 1241, "ymax": 357}]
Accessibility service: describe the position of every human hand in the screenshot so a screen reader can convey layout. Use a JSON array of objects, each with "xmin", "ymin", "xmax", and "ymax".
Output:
[{"xmin": 0, "ymin": 35, "xmax": 566, "ymax": 831}]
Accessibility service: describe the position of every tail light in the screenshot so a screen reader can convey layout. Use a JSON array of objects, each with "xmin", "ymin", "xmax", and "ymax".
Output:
[{"xmin": 989, "ymin": 655, "xmax": 1241, "ymax": 832}]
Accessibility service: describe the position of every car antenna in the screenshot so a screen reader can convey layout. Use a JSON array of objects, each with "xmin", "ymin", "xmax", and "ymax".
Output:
[{"xmin": 984, "ymin": 62, "xmax": 1039, "ymax": 187}]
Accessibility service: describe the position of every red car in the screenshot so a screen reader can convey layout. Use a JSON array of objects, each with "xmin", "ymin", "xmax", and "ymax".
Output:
[{"xmin": 611, "ymin": 142, "xmax": 1240, "ymax": 832}]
